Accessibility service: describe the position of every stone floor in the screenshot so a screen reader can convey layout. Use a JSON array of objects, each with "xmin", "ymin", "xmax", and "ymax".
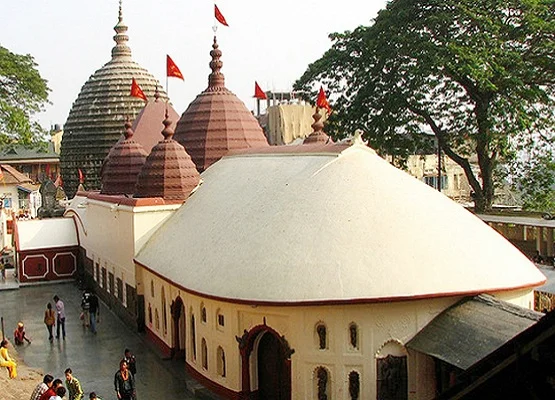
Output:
[{"xmin": 0, "ymin": 281, "xmax": 219, "ymax": 399}]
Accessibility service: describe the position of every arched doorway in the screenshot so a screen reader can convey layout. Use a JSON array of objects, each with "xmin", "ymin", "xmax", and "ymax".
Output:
[
  {"xmin": 238, "ymin": 325, "xmax": 293, "ymax": 400},
  {"xmin": 170, "ymin": 296, "xmax": 185, "ymax": 359}
]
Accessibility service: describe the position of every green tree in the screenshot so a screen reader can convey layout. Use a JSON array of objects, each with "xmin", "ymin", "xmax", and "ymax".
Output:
[
  {"xmin": 0, "ymin": 45, "xmax": 50, "ymax": 146},
  {"xmin": 295, "ymin": 0, "xmax": 555, "ymax": 212}
]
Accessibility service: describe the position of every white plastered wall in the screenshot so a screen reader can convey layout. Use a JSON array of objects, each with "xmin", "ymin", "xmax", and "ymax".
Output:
[{"xmin": 137, "ymin": 266, "xmax": 538, "ymax": 399}]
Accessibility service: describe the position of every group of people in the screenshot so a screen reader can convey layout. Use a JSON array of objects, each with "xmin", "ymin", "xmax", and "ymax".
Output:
[
  {"xmin": 28, "ymin": 349, "xmax": 137, "ymax": 400},
  {"xmin": 80, "ymin": 290, "xmax": 100, "ymax": 334}
]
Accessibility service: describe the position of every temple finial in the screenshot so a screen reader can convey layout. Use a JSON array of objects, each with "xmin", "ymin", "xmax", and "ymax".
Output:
[
  {"xmin": 161, "ymin": 106, "xmax": 174, "ymax": 140},
  {"xmin": 111, "ymin": 0, "xmax": 132, "ymax": 59},
  {"xmin": 208, "ymin": 36, "xmax": 225, "ymax": 89},
  {"xmin": 124, "ymin": 116, "xmax": 134, "ymax": 140}
]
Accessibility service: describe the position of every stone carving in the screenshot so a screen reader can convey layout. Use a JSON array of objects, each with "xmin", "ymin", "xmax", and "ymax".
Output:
[{"xmin": 37, "ymin": 177, "xmax": 65, "ymax": 218}]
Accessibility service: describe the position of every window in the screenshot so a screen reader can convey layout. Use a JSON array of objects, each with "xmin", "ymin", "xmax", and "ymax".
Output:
[
  {"xmin": 150, "ymin": 280, "xmax": 155, "ymax": 297},
  {"xmin": 348, "ymin": 371, "xmax": 360, "ymax": 400},
  {"xmin": 108, "ymin": 272, "xmax": 114, "ymax": 295},
  {"xmin": 191, "ymin": 314, "xmax": 196, "ymax": 361},
  {"xmin": 217, "ymin": 346, "xmax": 226, "ymax": 377},
  {"xmin": 349, "ymin": 323, "xmax": 359, "ymax": 349},
  {"xmin": 316, "ymin": 323, "xmax": 327, "ymax": 350},
  {"xmin": 423, "ymin": 175, "xmax": 448, "ymax": 190},
  {"xmin": 201, "ymin": 303, "xmax": 207, "ymax": 323},
  {"xmin": 315, "ymin": 367, "xmax": 330, "ymax": 400},
  {"xmin": 155, "ymin": 309, "xmax": 160, "ymax": 331},
  {"xmin": 95, "ymin": 262, "xmax": 100, "ymax": 282},
  {"xmin": 101, "ymin": 268, "xmax": 107, "ymax": 289},
  {"xmin": 148, "ymin": 304, "xmax": 152, "ymax": 325},
  {"xmin": 217, "ymin": 313, "xmax": 225, "ymax": 327},
  {"xmin": 201, "ymin": 338, "xmax": 208, "ymax": 370},
  {"xmin": 162, "ymin": 287, "xmax": 167, "ymax": 335},
  {"xmin": 116, "ymin": 278, "xmax": 123, "ymax": 302}
]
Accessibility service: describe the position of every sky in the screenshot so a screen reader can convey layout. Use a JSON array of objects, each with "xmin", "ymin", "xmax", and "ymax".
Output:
[{"xmin": 2, "ymin": 0, "xmax": 387, "ymax": 131}]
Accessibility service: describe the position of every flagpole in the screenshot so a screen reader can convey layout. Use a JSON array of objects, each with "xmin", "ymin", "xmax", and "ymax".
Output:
[{"xmin": 166, "ymin": 75, "xmax": 169, "ymax": 101}]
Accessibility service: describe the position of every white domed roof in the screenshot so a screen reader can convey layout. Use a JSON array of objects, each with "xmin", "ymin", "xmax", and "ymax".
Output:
[{"xmin": 135, "ymin": 143, "xmax": 545, "ymax": 304}]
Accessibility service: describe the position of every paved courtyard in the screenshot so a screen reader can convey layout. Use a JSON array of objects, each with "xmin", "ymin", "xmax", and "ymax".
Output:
[{"xmin": 0, "ymin": 280, "xmax": 214, "ymax": 399}]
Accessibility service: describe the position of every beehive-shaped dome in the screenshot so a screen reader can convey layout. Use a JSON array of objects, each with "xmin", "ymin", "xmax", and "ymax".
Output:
[
  {"xmin": 134, "ymin": 110, "xmax": 200, "ymax": 201},
  {"xmin": 100, "ymin": 118, "xmax": 147, "ymax": 195},
  {"xmin": 60, "ymin": 4, "xmax": 167, "ymax": 198},
  {"xmin": 173, "ymin": 37, "xmax": 268, "ymax": 173},
  {"xmin": 303, "ymin": 109, "xmax": 332, "ymax": 145}
]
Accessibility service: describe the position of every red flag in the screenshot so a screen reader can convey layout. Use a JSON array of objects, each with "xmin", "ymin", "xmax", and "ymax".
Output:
[
  {"xmin": 254, "ymin": 81, "xmax": 267, "ymax": 100},
  {"xmin": 78, "ymin": 168, "xmax": 84, "ymax": 183},
  {"xmin": 316, "ymin": 86, "xmax": 332, "ymax": 114},
  {"xmin": 167, "ymin": 55, "xmax": 184, "ymax": 80},
  {"xmin": 45, "ymin": 164, "xmax": 51, "ymax": 179},
  {"xmin": 130, "ymin": 78, "xmax": 147, "ymax": 102},
  {"xmin": 215, "ymin": 4, "xmax": 229, "ymax": 27}
]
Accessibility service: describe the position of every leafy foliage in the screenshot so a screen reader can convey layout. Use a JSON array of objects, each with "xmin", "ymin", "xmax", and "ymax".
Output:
[
  {"xmin": 295, "ymin": 0, "xmax": 555, "ymax": 212},
  {"xmin": 0, "ymin": 46, "xmax": 51, "ymax": 146}
]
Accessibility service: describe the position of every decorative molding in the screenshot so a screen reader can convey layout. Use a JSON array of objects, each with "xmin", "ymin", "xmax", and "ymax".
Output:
[
  {"xmin": 22, "ymin": 254, "xmax": 49, "ymax": 279},
  {"xmin": 52, "ymin": 252, "xmax": 77, "ymax": 276}
]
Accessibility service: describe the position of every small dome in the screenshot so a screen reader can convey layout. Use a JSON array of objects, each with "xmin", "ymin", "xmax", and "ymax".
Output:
[
  {"xmin": 304, "ymin": 109, "xmax": 332, "ymax": 145},
  {"xmin": 174, "ymin": 36, "xmax": 268, "ymax": 173},
  {"xmin": 100, "ymin": 118, "xmax": 148, "ymax": 195},
  {"xmin": 60, "ymin": 3, "xmax": 167, "ymax": 198},
  {"xmin": 134, "ymin": 111, "xmax": 200, "ymax": 201}
]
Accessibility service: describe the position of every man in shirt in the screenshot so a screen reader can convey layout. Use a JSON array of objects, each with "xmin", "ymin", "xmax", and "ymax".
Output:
[
  {"xmin": 30, "ymin": 374, "xmax": 53, "ymax": 400},
  {"xmin": 53, "ymin": 295, "xmax": 66, "ymax": 340},
  {"xmin": 88, "ymin": 292, "xmax": 99, "ymax": 334},
  {"xmin": 64, "ymin": 368, "xmax": 83, "ymax": 400}
]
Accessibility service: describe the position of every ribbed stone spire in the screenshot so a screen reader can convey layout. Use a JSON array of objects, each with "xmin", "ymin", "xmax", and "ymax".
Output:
[
  {"xmin": 135, "ymin": 108, "xmax": 201, "ymax": 201},
  {"xmin": 60, "ymin": 0, "xmax": 168, "ymax": 198},
  {"xmin": 174, "ymin": 37, "xmax": 268, "ymax": 173}
]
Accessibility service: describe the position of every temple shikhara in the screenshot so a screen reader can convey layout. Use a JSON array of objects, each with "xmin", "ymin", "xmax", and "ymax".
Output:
[{"xmin": 8, "ymin": 2, "xmax": 555, "ymax": 399}]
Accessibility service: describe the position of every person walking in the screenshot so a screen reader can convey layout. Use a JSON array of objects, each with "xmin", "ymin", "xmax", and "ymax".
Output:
[
  {"xmin": 88, "ymin": 291, "xmax": 99, "ymax": 334},
  {"xmin": 114, "ymin": 359, "xmax": 136, "ymax": 400},
  {"xmin": 123, "ymin": 349, "xmax": 137, "ymax": 377},
  {"xmin": 44, "ymin": 303, "xmax": 56, "ymax": 342},
  {"xmin": 31, "ymin": 374, "xmax": 54, "ymax": 400},
  {"xmin": 64, "ymin": 368, "xmax": 83, "ymax": 400},
  {"xmin": 53, "ymin": 295, "xmax": 66, "ymax": 340},
  {"xmin": 80, "ymin": 291, "xmax": 90, "ymax": 327},
  {"xmin": 0, "ymin": 339, "xmax": 17, "ymax": 378}
]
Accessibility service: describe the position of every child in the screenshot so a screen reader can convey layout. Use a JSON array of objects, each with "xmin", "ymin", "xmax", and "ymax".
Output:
[
  {"xmin": 14, "ymin": 322, "xmax": 31, "ymax": 345},
  {"xmin": 89, "ymin": 392, "xmax": 102, "ymax": 400}
]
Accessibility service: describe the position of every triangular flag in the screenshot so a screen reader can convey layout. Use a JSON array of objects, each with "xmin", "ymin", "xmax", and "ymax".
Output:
[
  {"xmin": 215, "ymin": 4, "xmax": 229, "ymax": 27},
  {"xmin": 316, "ymin": 86, "xmax": 332, "ymax": 114},
  {"xmin": 254, "ymin": 81, "xmax": 267, "ymax": 100},
  {"xmin": 130, "ymin": 78, "xmax": 147, "ymax": 102},
  {"xmin": 54, "ymin": 174, "xmax": 63, "ymax": 188},
  {"xmin": 78, "ymin": 168, "xmax": 84, "ymax": 183},
  {"xmin": 0, "ymin": 166, "xmax": 4, "ymax": 181},
  {"xmin": 167, "ymin": 55, "xmax": 184, "ymax": 80}
]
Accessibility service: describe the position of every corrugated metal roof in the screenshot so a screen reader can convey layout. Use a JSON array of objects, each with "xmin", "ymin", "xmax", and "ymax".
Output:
[{"xmin": 407, "ymin": 295, "xmax": 542, "ymax": 370}]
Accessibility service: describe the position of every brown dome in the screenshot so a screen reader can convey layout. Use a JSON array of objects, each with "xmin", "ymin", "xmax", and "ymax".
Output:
[
  {"xmin": 132, "ymin": 90, "xmax": 180, "ymax": 154},
  {"xmin": 100, "ymin": 118, "xmax": 148, "ymax": 195},
  {"xmin": 135, "ymin": 111, "xmax": 200, "ymax": 201},
  {"xmin": 304, "ymin": 109, "xmax": 332, "ymax": 145},
  {"xmin": 174, "ymin": 36, "xmax": 268, "ymax": 173}
]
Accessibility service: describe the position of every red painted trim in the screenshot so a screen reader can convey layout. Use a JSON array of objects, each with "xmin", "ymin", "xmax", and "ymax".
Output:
[
  {"xmin": 185, "ymin": 362, "xmax": 240, "ymax": 399},
  {"xmin": 86, "ymin": 192, "xmax": 184, "ymax": 207},
  {"xmin": 134, "ymin": 259, "xmax": 543, "ymax": 307},
  {"xmin": 145, "ymin": 326, "xmax": 172, "ymax": 358}
]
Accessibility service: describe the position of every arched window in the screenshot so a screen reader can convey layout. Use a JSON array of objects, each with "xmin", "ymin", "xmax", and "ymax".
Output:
[
  {"xmin": 376, "ymin": 340, "xmax": 408, "ymax": 400},
  {"xmin": 150, "ymin": 280, "xmax": 155, "ymax": 297},
  {"xmin": 349, "ymin": 323, "xmax": 359, "ymax": 349},
  {"xmin": 155, "ymin": 309, "xmax": 160, "ymax": 331},
  {"xmin": 148, "ymin": 303, "xmax": 152, "ymax": 325},
  {"xmin": 190, "ymin": 313, "xmax": 196, "ymax": 361},
  {"xmin": 201, "ymin": 303, "xmax": 207, "ymax": 323},
  {"xmin": 217, "ymin": 346, "xmax": 226, "ymax": 377},
  {"xmin": 201, "ymin": 338, "xmax": 208, "ymax": 370},
  {"xmin": 348, "ymin": 370, "xmax": 360, "ymax": 400},
  {"xmin": 314, "ymin": 366, "xmax": 330, "ymax": 400},
  {"xmin": 161, "ymin": 287, "xmax": 167, "ymax": 335},
  {"xmin": 316, "ymin": 323, "xmax": 327, "ymax": 350}
]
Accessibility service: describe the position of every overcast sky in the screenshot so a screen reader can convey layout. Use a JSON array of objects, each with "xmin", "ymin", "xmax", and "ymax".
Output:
[{"xmin": 2, "ymin": 0, "xmax": 386, "ymax": 130}]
